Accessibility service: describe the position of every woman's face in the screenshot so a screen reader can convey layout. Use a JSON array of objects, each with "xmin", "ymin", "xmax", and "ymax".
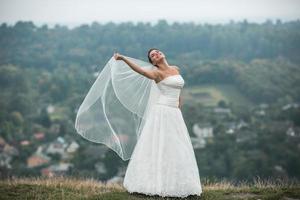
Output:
[{"xmin": 149, "ymin": 49, "xmax": 165, "ymax": 65}]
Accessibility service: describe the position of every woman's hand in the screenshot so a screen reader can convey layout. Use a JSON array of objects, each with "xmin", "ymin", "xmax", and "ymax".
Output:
[{"xmin": 114, "ymin": 52, "xmax": 124, "ymax": 60}]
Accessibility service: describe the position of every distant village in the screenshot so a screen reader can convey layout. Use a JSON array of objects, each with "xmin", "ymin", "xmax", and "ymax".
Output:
[
  {"xmin": 0, "ymin": 102, "xmax": 299, "ymax": 184},
  {"xmin": 191, "ymin": 102, "xmax": 300, "ymax": 148}
]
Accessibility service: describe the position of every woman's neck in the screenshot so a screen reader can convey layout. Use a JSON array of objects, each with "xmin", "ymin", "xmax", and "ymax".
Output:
[{"xmin": 157, "ymin": 59, "xmax": 170, "ymax": 70}]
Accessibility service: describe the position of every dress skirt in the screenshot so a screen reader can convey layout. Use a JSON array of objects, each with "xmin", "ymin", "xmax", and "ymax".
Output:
[{"xmin": 123, "ymin": 104, "xmax": 202, "ymax": 198}]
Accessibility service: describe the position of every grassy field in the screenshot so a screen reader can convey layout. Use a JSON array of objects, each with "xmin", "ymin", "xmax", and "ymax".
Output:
[
  {"xmin": 0, "ymin": 176, "xmax": 299, "ymax": 200},
  {"xmin": 183, "ymin": 84, "xmax": 254, "ymax": 107}
]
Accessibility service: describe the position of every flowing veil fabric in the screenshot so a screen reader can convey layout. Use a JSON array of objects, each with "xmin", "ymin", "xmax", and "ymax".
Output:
[{"xmin": 75, "ymin": 56, "xmax": 161, "ymax": 161}]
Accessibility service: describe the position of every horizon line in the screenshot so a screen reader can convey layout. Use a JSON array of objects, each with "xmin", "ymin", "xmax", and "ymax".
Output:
[{"xmin": 1, "ymin": 18, "xmax": 300, "ymax": 29}]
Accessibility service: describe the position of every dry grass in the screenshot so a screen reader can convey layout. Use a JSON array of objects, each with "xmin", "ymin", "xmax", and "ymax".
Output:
[
  {"xmin": 202, "ymin": 176, "xmax": 300, "ymax": 191},
  {"xmin": 0, "ymin": 175, "xmax": 299, "ymax": 200},
  {"xmin": 1, "ymin": 175, "xmax": 124, "ymax": 193},
  {"xmin": 0, "ymin": 175, "xmax": 124, "ymax": 199}
]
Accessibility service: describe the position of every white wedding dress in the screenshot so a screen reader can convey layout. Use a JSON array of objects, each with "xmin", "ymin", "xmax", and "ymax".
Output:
[{"xmin": 123, "ymin": 74, "xmax": 202, "ymax": 198}]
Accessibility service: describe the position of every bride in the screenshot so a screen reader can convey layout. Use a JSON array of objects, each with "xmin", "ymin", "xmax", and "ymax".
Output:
[{"xmin": 114, "ymin": 48, "xmax": 203, "ymax": 198}]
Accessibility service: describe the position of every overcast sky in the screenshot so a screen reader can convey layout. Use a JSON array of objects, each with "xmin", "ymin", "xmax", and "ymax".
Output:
[{"xmin": 1, "ymin": 0, "xmax": 300, "ymax": 27}]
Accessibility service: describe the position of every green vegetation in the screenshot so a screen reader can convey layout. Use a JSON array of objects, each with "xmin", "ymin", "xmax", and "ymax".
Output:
[
  {"xmin": 183, "ymin": 84, "xmax": 254, "ymax": 107},
  {"xmin": 0, "ymin": 20, "xmax": 300, "ymax": 182},
  {"xmin": 0, "ymin": 176, "xmax": 299, "ymax": 200}
]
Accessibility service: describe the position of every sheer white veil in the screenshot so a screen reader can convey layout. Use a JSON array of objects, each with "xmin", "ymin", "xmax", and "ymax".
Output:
[{"xmin": 74, "ymin": 55, "xmax": 161, "ymax": 161}]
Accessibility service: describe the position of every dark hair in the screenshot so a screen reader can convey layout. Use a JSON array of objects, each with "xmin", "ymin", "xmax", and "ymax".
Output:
[{"xmin": 147, "ymin": 48, "xmax": 160, "ymax": 67}]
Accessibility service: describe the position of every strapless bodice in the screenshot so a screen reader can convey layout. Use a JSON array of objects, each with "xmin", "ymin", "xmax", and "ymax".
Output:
[{"xmin": 156, "ymin": 75, "xmax": 185, "ymax": 108}]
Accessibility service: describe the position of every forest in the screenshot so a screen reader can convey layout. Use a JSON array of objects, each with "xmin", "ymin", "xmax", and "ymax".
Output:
[{"xmin": 0, "ymin": 19, "xmax": 299, "ymax": 182}]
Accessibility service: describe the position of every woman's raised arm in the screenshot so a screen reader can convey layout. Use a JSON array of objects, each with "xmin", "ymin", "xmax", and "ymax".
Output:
[{"xmin": 114, "ymin": 52, "xmax": 159, "ymax": 80}]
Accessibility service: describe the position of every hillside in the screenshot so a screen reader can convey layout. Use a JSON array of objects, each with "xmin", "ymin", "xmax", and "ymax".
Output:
[
  {"xmin": 0, "ymin": 176, "xmax": 299, "ymax": 200},
  {"xmin": 183, "ymin": 84, "xmax": 255, "ymax": 107},
  {"xmin": 1, "ymin": 20, "xmax": 300, "ymax": 185}
]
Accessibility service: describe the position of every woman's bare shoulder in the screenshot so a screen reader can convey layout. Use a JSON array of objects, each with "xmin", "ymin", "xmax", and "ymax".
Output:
[{"xmin": 171, "ymin": 65, "xmax": 180, "ymax": 71}]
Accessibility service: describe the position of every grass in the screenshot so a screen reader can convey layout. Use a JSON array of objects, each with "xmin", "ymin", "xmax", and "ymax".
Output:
[
  {"xmin": 183, "ymin": 84, "xmax": 254, "ymax": 107},
  {"xmin": 0, "ymin": 176, "xmax": 299, "ymax": 200}
]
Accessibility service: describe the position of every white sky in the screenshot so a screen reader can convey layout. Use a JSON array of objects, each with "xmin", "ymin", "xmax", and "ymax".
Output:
[{"xmin": 1, "ymin": 0, "xmax": 300, "ymax": 27}]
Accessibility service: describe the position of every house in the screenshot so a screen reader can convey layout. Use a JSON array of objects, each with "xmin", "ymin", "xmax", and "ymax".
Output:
[
  {"xmin": 2, "ymin": 143, "xmax": 18, "ymax": 156},
  {"xmin": 225, "ymin": 122, "xmax": 237, "ymax": 134},
  {"xmin": 20, "ymin": 140, "xmax": 31, "ymax": 146},
  {"xmin": 0, "ymin": 141, "xmax": 19, "ymax": 169},
  {"xmin": 57, "ymin": 137, "xmax": 65, "ymax": 144},
  {"xmin": 47, "ymin": 104, "xmax": 55, "ymax": 114},
  {"xmin": 274, "ymin": 165, "xmax": 284, "ymax": 172},
  {"xmin": 41, "ymin": 163, "xmax": 73, "ymax": 177},
  {"xmin": 46, "ymin": 137, "xmax": 68, "ymax": 155},
  {"xmin": 0, "ymin": 153, "xmax": 13, "ymax": 169},
  {"xmin": 190, "ymin": 123, "xmax": 214, "ymax": 148},
  {"xmin": 213, "ymin": 107, "xmax": 232, "ymax": 114},
  {"xmin": 42, "ymin": 137, "xmax": 79, "ymax": 161},
  {"xmin": 286, "ymin": 127, "xmax": 296, "ymax": 137},
  {"xmin": 254, "ymin": 110, "xmax": 266, "ymax": 116},
  {"xmin": 46, "ymin": 137, "xmax": 73, "ymax": 161},
  {"xmin": 226, "ymin": 128, "xmax": 235, "ymax": 134},
  {"xmin": 237, "ymin": 120, "xmax": 248, "ymax": 129},
  {"xmin": 192, "ymin": 123, "xmax": 214, "ymax": 138},
  {"xmin": 34, "ymin": 132, "xmax": 45, "ymax": 140},
  {"xmin": 66, "ymin": 141, "xmax": 79, "ymax": 153},
  {"xmin": 224, "ymin": 120, "xmax": 248, "ymax": 134},
  {"xmin": 282, "ymin": 103, "xmax": 299, "ymax": 111},
  {"xmin": 46, "ymin": 142, "xmax": 65, "ymax": 155},
  {"xmin": 286, "ymin": 127, "xmax": 295, "ymax": 137},
  {"xmin": 190, "ymin": 137, "xmax": 206, "ymax": 149},
  {"xmin": 95, "ymin": 162, "xmax": 107, "ymax": 174},
  {"xmin": 27, "ymin": 152, "xmax": 51, "ymax": 168}
]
